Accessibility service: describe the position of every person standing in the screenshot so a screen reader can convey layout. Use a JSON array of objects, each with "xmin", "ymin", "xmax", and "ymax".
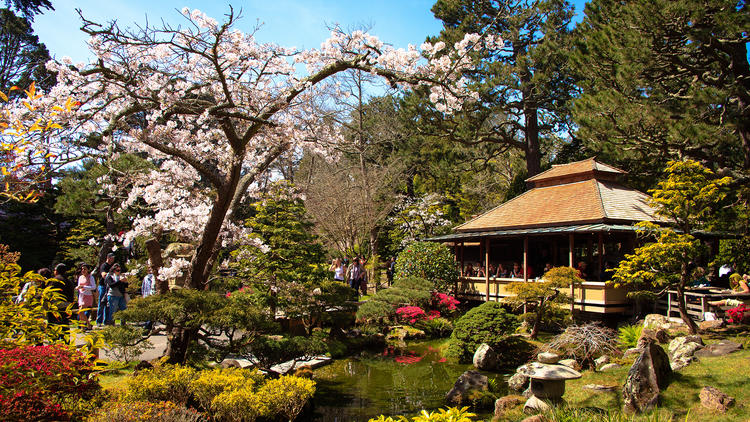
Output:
[
  {"xmin": 49, "ymin": 264, "xmax": 73, "ymax": 338},
  {"xmin": 141, "ymin": 266, "xmax": 156, "ymax": 332},
  {"xmin": 386, "ymin": 257, "xmax": 396, "ymax": 286},
  {"xmin": 76, "ymin": 263, "xmax": 96, "ymax": 330},
  {"xmin": 96, "ymin": 253, "xmax": 115, "ymax": 327},
  {"xmin": 105, "ymin": 263, "xmax": 128, "ymax": 325},
  {"xmin": 329, "ymin": 258, "xmax": 346, "ymax": 282},
  {"xmin": 348, "ymin": 258, "xmax": 361, "ymax": 292}
]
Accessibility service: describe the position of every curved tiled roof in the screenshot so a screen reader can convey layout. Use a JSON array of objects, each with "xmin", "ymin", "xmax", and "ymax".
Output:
[{"xmin": 455, "ymin": 159, "xmax": 664, "ymax": 232}]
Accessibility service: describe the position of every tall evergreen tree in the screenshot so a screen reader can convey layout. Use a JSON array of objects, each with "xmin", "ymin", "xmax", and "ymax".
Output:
[
  {"xmin": 0, "ymin": 8, "xmax": 54, "ymax": 93},
  {"xmin": 430, "ymin": 0, "xmax": 578, "ymax": 176},
  {"xmin": 571, "ymin": 0, "xmax": 750, "ymax": 187}
]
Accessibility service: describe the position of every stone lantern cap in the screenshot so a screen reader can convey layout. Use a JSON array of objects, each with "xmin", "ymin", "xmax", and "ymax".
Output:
[{"xmin": 522, "ymin": 364, "xmax": 582, "ymax": 380}]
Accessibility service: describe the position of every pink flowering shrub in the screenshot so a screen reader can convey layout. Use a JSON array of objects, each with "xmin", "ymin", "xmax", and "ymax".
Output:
[
  {"xmin": 0, "ymin": 344, "xmax": 101, "ymax": 420},
  {"xmin": 434, "ymin": 292, "xmax": 460, "ymax": 312},
  {"xmin": 727, "ymin": 304, "xmax": 750, "ymax": 324},
  {"xmin": 396, "ymin": 306, "xmax": 427, "ymax": 324}
]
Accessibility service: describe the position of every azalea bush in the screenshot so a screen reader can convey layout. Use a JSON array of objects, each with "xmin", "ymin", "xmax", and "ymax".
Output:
[
  {"xmin": 357, "ymin": 276, "xmax": 433, "ymax": 322},
  {"xmin": 0, "ymin": 344, "xmax": 101, "ymax": 421},
  {"xmin": 726, "ymin": 304, "xmax": 750, "ymax": 324},
  {"xmin": 395, "ymin": 241, "xmax": 459, "ymax": 292}
]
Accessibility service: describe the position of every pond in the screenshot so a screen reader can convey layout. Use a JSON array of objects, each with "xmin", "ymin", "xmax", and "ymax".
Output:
[{"xmin": 310, "ymin": 340, "xmax": 508, "ymax": 421}]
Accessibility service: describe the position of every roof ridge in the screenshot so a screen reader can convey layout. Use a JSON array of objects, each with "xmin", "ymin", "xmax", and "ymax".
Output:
[
  {"xmin": 595, "ymin": 179, "xmax": 608, "ymax": 219},
  {"xmin": 454, "ymin": 188, "xmax": 538, "ymax": 231}
]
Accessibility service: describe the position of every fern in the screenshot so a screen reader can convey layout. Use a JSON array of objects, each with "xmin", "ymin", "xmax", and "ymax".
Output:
[{"xmin": 618, "ymin": 324, "xmax": 643, "ymax": 349}]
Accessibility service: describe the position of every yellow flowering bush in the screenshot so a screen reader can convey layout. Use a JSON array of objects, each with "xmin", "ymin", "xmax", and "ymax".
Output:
[
  {"xmin": 87, "ymin": 400, "xmax": 204, "ymax": 422},
  {"xmin": 368, "ymin": 406, "xmax": 476, "ymax": 422},
  {"xmin": 123, "ymin": 365, "xmax": 197, "ymax": 405},
  {"xmin": 189, "ymin": 367, "xmax": 264, "ymax": 412},
  {"xmin": 211, "ymin": 387, "xmax": 270, "ymax": 422},
  {"xmin": 258, "ymin": 375, "xmax": 316, "ymax": 421}
]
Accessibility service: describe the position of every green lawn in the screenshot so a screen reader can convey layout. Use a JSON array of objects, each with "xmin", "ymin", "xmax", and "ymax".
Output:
[{"xmin": 497, "ymin": 339, "xmax": 750, "ymax": 422}]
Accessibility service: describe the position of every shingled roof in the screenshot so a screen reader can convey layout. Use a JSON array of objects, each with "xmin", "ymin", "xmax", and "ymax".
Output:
[{"xmin": 455, "ymin": 158, "xmax": 664, "ymax": 233}]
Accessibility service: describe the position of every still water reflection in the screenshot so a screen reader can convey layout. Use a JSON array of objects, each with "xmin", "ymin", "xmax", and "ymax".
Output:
[{"xmin": 310, "ymin": 340, "xmax": 502, "ymax": 421}]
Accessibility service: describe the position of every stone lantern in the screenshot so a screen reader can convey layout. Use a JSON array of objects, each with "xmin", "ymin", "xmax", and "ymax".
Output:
[{"xmin": 519, "ymin": 364, "xmax": 582, "ymax": 412}]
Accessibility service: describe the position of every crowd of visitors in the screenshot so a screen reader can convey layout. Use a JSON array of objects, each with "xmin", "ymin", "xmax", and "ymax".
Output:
[{"xmin": 15, "ymin": 252, "xmax": 160, "ymax": 334}]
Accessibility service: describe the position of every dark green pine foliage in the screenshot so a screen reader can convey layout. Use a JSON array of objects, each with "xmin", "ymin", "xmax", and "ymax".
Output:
[
  {"xmin": 232, "ymin": 180, "xmax": 328, "ymax": 297},
  {"xmin": 0, "ymin": 8, "xmax": 54, "ymax": 93},
  {"xmin": 429, "ymin": 0, "xmax": 578, "ymax": 177},
  {"xmin": 571, "ymin": 0, "xmax": 750, "ymax": 189}
]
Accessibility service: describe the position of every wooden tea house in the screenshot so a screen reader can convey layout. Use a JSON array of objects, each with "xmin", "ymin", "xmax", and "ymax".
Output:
[{"xmin": 429, "ymin": 157, "xmax": 670, "ymax": 316}]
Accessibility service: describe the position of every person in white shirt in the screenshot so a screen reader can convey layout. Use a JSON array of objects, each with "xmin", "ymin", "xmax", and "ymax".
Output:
[{"xmin": 141, "ymin": 266, "xmax": 157, "ymax": 332}]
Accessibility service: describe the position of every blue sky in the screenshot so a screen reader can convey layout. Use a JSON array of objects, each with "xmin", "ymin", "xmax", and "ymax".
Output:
[{"xmin": 33, "ymin": 0, "xmax": 589, "ymax": 63}]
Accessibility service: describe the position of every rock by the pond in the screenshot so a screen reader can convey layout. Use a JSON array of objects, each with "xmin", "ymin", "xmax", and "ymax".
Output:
[
  {"xmin": 537, "ymin": 352, "xmax": 561, "ymax": 364},
  {"xmin": 521, "ymin": 415, "xmax": 547, "ymax": 422},
  {"xmin": 637, "ymin": 329, "xmax": 669, "ymax": 348},
  {"xmin": 599, "ymin": 363, "xmax": 622, "ymax": 372},
  {"xmin": 473, "ymin": 343, "xmax": 499, "ymax": 370},
  {"xmin": 494, "ymin": 395, "xmax": 525, "ymax": 418},
  {"xmin": 508, "ymin": 372, "xmax": 529, "ymax": 392},
  {"xmin": 699, "ymin": 319, "xmax": 725, "ymax": 331},
  {"xmin": 668, "ymin": 335, "xmax": 704, "ymax": 355},
  {"xmin": 699, "ymin": 386, "xmax": 735, "ymax": 413},
  {"xmin": 524, "ymin": 395, "xmax": 551, "ymax": 414},
  {"xmin": 558, "ymin": 359, "xmax": 581, "ymax": 371},
  {"xmin": 694, "ymin": 340, "xmax": 743, "ymax": 358},
  {"xmin": 643, "ymin": 314, "xmax": 671, "ymax": 331},
  {"xmin": 445, "ymin": 370, "xmax": 488, "ymax": 405},
  {"xmin": 220, "ymin": 358, "xmax": 242, "ymax": 368},
  {"xmin": 623, "ymin": 348, "xmax": 641, "ymax": 358},
  {"xmin": 622, "ymin": 340, "xmax": 672, "ymax": 414},
  {"xmin": 583, "ymin": 384, "xmax": 618, "ymax": 392},
  {"xmin": 594, "ymin": 355, "xmax": 610, "ymax": 368}
]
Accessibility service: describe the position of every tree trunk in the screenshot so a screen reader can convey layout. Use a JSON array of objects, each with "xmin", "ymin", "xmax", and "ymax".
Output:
[
  {"xmin": 677, "ymin": 257, "xmax": 699, "ymax": 334},
  {"xmin": 524, "ymin": 104, "xmax": 541, "ymax": 177},
  {"xmin": 530, "ymin": 298, "xmax": 544, "ymax": 339},
  {"xmin": 145, "ymin": 237, "xmax": 167, "ymax": 294},
  {"xmin": 165, "ymin": 325, "xmax": 198, "ymax": 364}
]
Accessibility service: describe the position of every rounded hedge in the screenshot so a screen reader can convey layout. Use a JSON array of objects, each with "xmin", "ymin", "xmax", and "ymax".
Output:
[
  {"xmin": 445, "ymin": 302, "xmax": 519, "ymax": 362},
  {"xmin": 395, "ymin": 241, "xmax": 458, "ymax": 292}
]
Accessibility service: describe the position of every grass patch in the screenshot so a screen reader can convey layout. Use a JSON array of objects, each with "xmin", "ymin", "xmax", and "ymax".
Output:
[{"xmin": 497, "ymin": 344, "xmax": 750, "ymax": 421}]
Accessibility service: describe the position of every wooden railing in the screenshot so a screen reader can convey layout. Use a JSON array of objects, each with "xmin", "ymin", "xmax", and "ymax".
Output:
[
  {"xmin": 454, "ymin": 276, "xmax": 630, "ymax": 314},
  {"xmin": 656, "ymin": 289, "xmax": 750, "ymax": 320}
]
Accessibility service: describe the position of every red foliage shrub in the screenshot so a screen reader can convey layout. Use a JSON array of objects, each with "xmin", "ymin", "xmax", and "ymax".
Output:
[
  {"xmin": 0, "ymin": 344, "xmax": 100, "ymax": 421},
  {"xmin": 727, "ymin": 304, "xmax": 750, "ymax": 324}
]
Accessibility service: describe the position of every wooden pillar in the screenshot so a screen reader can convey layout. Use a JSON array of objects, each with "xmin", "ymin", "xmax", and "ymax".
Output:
[
  {"xmin": 523, "ymin": 237, "xmax": 529, "ymax": 282},
  {"xmin": 460, "ymin": 242, "xmax": 465, "ymax": 277},
  {"xmin": 597, "ymin": 232, "xmax": 604, "ymax": 281},
  {"xmin": 568, "ymin": 234, "xmax": 574, "ymax": 267},
  {"xmin": 569, "ymin": 234, "xmax": 575, "ymax": 312},
  {"xmin": 485, "ymin": 238, "xmax": 491, "ymax": 301}
]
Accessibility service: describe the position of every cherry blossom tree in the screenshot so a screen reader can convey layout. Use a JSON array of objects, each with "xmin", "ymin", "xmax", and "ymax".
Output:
[{"xmin": 42, "ymin": 8, "xmax": 499, "ymax": 361}]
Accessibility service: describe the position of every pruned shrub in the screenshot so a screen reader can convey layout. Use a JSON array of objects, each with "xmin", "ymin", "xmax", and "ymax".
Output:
[
  {"xmin": 395, "ymin": 241, "xmax": 459, "ymax": 292},
  {"xmin": 417, "ymin": 316, "xmax": 454, "ymax": 338},
  {"xmin": 88, "ymin": 401, "xmax": 204, "ymax": 422},
  {"xmin": 545, "ymin": 323, "xmax": 619, "ymax": 368},
  {"xmin": 189, "ymin": 367, "xmax": 264, "ymax": 412},
  {"xmin": 0, "ymin": 344, "xmax": 101, "ymax": 421},
  {"xmin": 123, "ymin": 364, "xmax": 198, "ymax": 405},
  {"xmin": 356, "ymin": 276, "xmax": 433, "ymax": 323},
  {"xmin": 101, "ymin": 325, "xmax": 154, "ymax": 362},
  {"xmin": 445, "ymin": 302, "xmax": 519, "ymax": 362}
]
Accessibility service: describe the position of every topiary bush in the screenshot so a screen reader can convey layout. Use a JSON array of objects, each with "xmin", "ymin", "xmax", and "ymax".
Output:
[
  {"xmin": 445, "ymin": 302, "xmax": 519, "ymax": 362},
  {"xmin": 123, "ymin": 364, "xmax": 198, "ymax": 405},
  {"xmin": 0, "ymin": 344, "xmax": 101, "ymax": 421},
  {"xmin": 395, "ymin": 241, "xmax": 459, "ymax": 292},
  {"xmin": 88, "ymin": 401, "xmax": 204, "ymax": 422}
]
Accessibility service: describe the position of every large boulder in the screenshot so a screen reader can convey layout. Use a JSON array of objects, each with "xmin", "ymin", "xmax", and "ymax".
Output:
[
  {"xmin": 668, "ymin": 336, "xmax": 704, "ymax": 371},
  {"xmin": 445, "ymin": 370, "xmax": 488, "ymax": 405},
  {"xmin": 643, "ymin": 314, "xmax": 671, "ymax": 331},
  {"xmin": 637, "ymin": 329, "xmax": 669, "ymax": 348},
  {"xmin": 699, "ymin": 386, "xmax": 735, "ymax": 413},
  {"xmin": 473, "ymin": 343, "xmax": 499, "ymax": 370},
  {"xmin": 508, "ymin": 372, "xmax": 529, "ymax": 392},
  {"xmin": 494, "ymin": 395, "xmax": 524, "ymax": 419},
  {"xmin": 694, "ymin": 340, "xmax": 743, "ymax": 358},
  {"xmin": 622, "ymin": 340, "xmax": 672, "ymax": 414}
]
